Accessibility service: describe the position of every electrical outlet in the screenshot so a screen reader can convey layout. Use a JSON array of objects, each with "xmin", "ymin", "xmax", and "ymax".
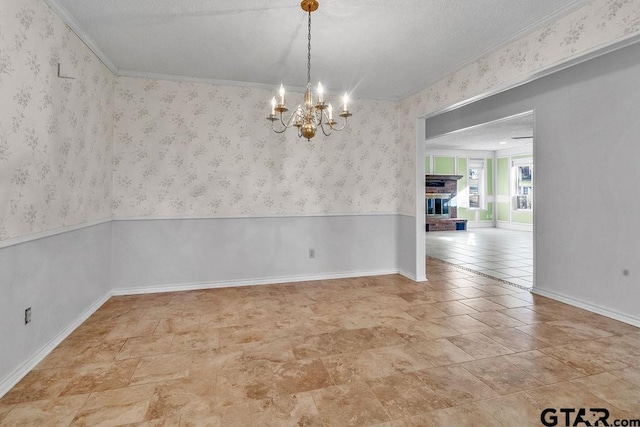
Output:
[
  {"xmin": 309, "ymin": 249, "xmax": 315, "ymax": 259},
  {"xmin": 25, "ymin": 307, "xmax": 31, "ymax": 325}
]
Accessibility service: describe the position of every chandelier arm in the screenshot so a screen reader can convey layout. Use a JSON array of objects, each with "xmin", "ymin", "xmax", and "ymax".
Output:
[
  {"xmin": 281, "ymin": 112, "xmax": 294, "ymax": 128},
  {"xmin": 270, "ymin": 108, "xmax": 302, "ymax": 133},
  {"xmin": 270, "ymin": 113, "xmax": 290, "ymax": 133},
  {"xmin": 285, "ymin": 107, "xmax": 304, "ymax": 127},
  {"xmin": 317, "ymin": 108, "xmax": 347, "ymax": 132},
  {"xmin": 270, "ymin": 123, "xmax": 289, "ymax": 134},
  {"xmin": 319, "ymin": 108, "xmax": 329, "ymax": 123},
  {"xmin": 328, "ymin": 117, "xmax": 349, "ymax": 132},
  {"xmin": 319, "ymin": 121, "xmax": 332, "ymax": 137}
]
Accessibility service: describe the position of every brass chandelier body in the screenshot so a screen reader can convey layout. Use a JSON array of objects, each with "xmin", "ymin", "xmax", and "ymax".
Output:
[{"xmin": 267, "ymin": 0, "xmax": 352, "ymax": 140}]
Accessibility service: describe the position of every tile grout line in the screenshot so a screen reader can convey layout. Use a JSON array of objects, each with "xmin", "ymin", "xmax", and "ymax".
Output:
[{"xmin": 428, "ymin": 257, "xmax": 532, "ymax": 292}]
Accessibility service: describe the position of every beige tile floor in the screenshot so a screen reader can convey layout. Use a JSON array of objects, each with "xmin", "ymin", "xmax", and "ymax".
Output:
[
  {"xmin": 1, "ymin": 258, "xmax": 639, "ymax": 426},
  {"xmin": 426, "ymin": 229, "xmax": 534, "ymax": 289}
]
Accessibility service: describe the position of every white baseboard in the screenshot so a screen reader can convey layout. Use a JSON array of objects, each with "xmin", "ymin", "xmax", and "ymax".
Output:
[
  {"xmin": 0, "ymin": 290, "xmax": 112, "ymax": 399},
  {"xmin": 398, "ymin": 269, "xmax": 416, "ymax": 281},
  {"xmin": 496, "ymin": 222, "xmax": 533, "ymax": 232},
  {"xmin": 112, "ymin": 269, "xmax": 401, "ymax": 296},
  {"xmin": 398, "ymin": 269, "xmax": 425, "ymax": 282},
  {"xmin": 532, "ymin": 288, "xmax": 640, "ymax": 328},
  {"xmin": 467, "ymin": 222, "xmax": 495, "ymax": 229}
]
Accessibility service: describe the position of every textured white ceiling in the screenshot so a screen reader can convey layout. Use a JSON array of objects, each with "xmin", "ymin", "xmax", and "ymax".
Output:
[
  {"xmin": 51, "ymin": 0, "xmax": 591, "ymax": 100},
  {"xmin": 426, "ymin": 112, "xmax": 534, "ymax": 151}
]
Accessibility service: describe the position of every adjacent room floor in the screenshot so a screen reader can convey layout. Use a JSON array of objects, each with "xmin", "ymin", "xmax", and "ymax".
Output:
[
  {"xmin": 1, "ymin": 259, "xmax": 639, "ymax": 426},
  {"xmin": 426, "ymin": 228, "xmax": 534, "ymax": 289}
]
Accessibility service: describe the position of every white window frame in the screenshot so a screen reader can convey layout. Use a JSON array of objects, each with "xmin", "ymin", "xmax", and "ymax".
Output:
[
  {"xmin": 468, "ymin": 159, "xmax": 486, "ymax": 210},
  {"xmin": 512, "ymin": 158, "xmax": 533, "ymax": 211}
]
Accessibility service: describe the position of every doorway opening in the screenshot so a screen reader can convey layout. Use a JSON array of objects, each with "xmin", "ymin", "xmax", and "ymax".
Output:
[{"xmin": 424, "ymin": 112, "xmax": 534, "ymax": 290}]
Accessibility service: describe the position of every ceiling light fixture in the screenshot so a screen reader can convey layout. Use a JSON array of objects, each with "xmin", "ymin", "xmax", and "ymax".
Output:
[{"xmin": 267, "ymin": 0, "xmax": 352, "ymax": 140}]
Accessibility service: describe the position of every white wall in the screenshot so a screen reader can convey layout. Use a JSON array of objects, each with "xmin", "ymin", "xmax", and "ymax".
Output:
[
  {"xmin": 0, "ymin": 0, "xmax": 114, "ymax": 397},
  {"xmin": 424, "ymin": 41, "xmax": 640, "ymax": 326},
  {"xmin": 396, "ymin": 215, "xmax": 418, "ymax": 279}
]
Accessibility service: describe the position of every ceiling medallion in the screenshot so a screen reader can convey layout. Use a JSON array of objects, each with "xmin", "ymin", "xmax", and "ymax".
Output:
[{"xmin": 267, "ymin": 0, "xmax": 352, "ymax": 140}]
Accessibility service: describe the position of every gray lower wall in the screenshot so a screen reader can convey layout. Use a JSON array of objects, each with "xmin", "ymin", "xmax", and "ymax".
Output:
[
  {"xmin": 0, "ymin": 222, "xmax": 112, "ymax": 384},
  {"xmin": 397, "ymin": 215, "xmax": 417, "ymax": 279},
  {"xmin": 111, "ymin": 215, "xmax": 399, "ymax": 291},
  {"xmin": 425, "ymin": 41, "xmax": 640, "ymax": 323}
]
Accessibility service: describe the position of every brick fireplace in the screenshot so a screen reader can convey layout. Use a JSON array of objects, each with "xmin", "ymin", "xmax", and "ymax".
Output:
[{"xmin": 426, "ymin": 174, "xmax": 467, "ymax": 232}]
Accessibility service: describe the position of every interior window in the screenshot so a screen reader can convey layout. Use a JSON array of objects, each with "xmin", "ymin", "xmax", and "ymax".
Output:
[
  {"xmin": 515, "ymin": 164, "xmax": 533, "ymax": 210},
  {"xmin": 468, "ymin": 159, "xmax": 484, "ymax": 209}
]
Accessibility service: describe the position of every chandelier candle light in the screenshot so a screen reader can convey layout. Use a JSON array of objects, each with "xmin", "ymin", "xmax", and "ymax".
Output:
[{"xmin": 267, "ymin": 0, "xmax": 352, "ymax": 140}]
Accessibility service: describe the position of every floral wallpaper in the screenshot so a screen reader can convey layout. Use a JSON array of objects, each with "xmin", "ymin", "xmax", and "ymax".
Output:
[
  {"xmin": 0, "ymin": 0, "xmax": 114, "ymax": 242},
  {"xmin": 3, "ymin": 0, "xmax": 640, "ymax": 241},
  {"xmin": 112, "ymin": 77, "xmax": 400, "ymax": 217},
  {"xmin": 398, "ymin": 0, "xmax": 640, "ymax": 215}
]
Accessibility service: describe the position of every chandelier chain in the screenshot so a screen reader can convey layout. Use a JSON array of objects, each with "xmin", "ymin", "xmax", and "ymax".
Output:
[{"xmin": 307, "ymin": 9, "xmax": 311, "ymax": 88}]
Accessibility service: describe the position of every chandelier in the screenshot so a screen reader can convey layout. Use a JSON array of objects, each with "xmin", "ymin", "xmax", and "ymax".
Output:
[{"xmin": 267, "ymin": 0, "xmax": 352, "ymax": 140}]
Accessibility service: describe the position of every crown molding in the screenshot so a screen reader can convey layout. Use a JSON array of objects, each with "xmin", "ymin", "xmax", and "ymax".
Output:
[
  {"xmin": 399, "ymin": 0, "xmax": 597, "ymax": 101},
  {"xmin": 42, "ymin": 0, "xmax": 118, "ymax": 74},
  {"xmin": 116, "ymin": 70, "xmax": 400, "ymax": 102},
  {"xmin": 117, "ymin": 70, "xmax": 297, "ymax": 93}
]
